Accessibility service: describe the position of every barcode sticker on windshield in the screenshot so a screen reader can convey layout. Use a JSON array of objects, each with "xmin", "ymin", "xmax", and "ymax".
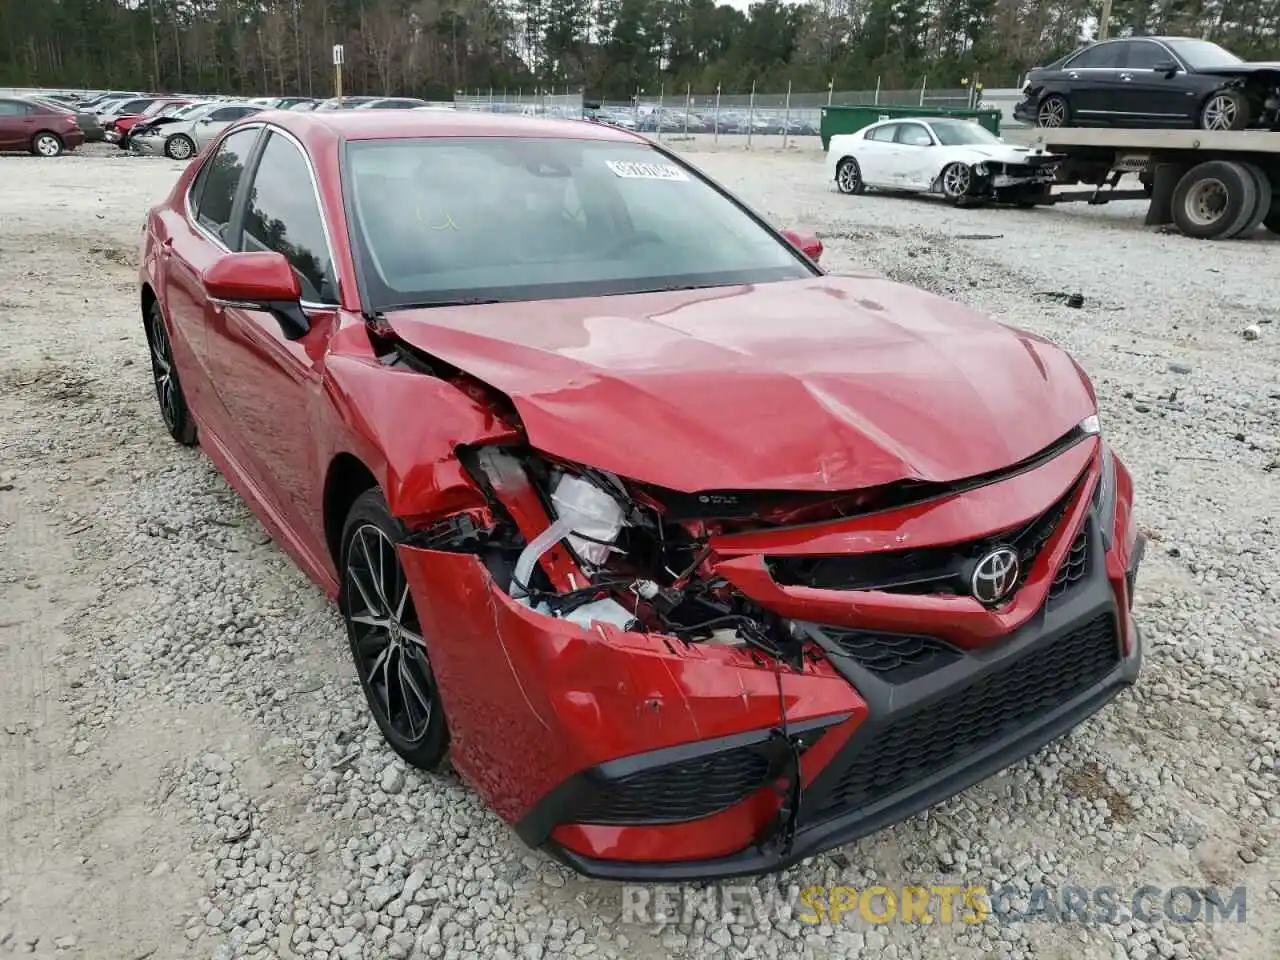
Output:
[{"xmin": 605, "ymin": 160, "xmax": 690, "ymax": 181}]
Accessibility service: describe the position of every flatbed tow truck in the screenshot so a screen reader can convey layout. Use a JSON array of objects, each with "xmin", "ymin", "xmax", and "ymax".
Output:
[{"xmin": 1022, "ymin": 127, "xmax": 1280, "ymax": 240}]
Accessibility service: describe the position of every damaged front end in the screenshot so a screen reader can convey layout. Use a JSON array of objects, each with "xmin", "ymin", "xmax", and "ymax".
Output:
[
  {"xmin": 369, "ymin": 326, "xmax": 1142, "ymax": 879},
  {"xmin": 397, "ymin": 441, "xmax": 867, "ymax": 867},
  {"xmin": 390, "ymin": 428, "xmax": 1142, "ymax": 879}
]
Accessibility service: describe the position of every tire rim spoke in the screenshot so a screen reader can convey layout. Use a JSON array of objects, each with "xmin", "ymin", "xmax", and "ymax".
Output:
[{"xmin": 343, "ymin": 522, "xmax": 434, "ymax": 745}]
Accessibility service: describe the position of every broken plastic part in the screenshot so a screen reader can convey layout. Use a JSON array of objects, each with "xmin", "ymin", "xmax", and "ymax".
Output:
[{"xmin": 512, "ymin": 516, "xmax": 574, "ymax": 599}]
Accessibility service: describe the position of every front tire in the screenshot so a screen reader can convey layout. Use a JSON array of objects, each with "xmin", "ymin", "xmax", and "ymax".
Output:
[
  {"xmin": 341, "ymin": 489, "xmax": 450, "ymax": 771},
  {"xmin": 165, "ymin": 134, "xmax": 195, "ymax": 160},
  {"xmin": 940, "ymin": 162, "xmax": 975, "ymax": 204},
  {"xmin": 1036, "ymin": 95, "xmax": 1069, "ymax": 128},
  {"xmin": 1200, "ymin": 89, "xmax": 1250, "ymax": 131},
  {"xmin": 31, "ymin": 132, "xmax": 63, "ymax": 157},
  {"xmin": 145, "ymin": 300, "xmax": 197, "ymax": 445},
  {"xmin": 835, "ymin": 157, "xmax": 865, "ymax": 195}
]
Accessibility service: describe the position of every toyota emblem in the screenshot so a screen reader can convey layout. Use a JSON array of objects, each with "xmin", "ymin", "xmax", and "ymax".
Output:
[{"xmin": 971, "ymin": 547, "xmax": 1021, "ymax": 605}]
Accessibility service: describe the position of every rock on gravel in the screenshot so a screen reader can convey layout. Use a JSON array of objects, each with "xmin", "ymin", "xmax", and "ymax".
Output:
[{"xmin": 0, "ymin": 142, "xmax": 1276, "ymax": 960}]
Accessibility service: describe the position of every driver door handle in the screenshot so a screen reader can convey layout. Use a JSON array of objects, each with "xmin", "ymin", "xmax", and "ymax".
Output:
[
  {"xmin": 1120, "ymin": 73, "xmax": 1133, "ymax": 81},
  {"xmin": 1068, "ymin": 72, "xmax": 1080, "ymax": 80}
]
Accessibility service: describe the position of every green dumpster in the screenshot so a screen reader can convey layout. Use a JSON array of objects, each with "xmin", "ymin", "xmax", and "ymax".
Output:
[{"xmin": 820, "ymin": 104, "xmax": 1002, "ymax": 150}]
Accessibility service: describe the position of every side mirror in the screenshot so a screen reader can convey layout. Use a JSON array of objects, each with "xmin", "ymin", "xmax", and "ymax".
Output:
[
  {"xmin": 201, "ymin": 251, "xmax": 310, "ymax": 340},
  {"xmin": 1153, "ymin": 60, "xmax": 1179, "ymax": 77},
  {"xmin": 782, "ymin": 229, "xmax": 823, "ymax": 263}
]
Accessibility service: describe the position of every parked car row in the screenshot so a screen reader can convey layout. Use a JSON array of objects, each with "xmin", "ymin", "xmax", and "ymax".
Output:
[{"xmin": 2, "ymin": 87, "xmax": 463, "ymax": 158}]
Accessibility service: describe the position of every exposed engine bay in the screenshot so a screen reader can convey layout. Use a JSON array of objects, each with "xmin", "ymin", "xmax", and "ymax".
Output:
[{"xmin": 410, "ymin": 443, "xmax": 822, "ymax": 666}]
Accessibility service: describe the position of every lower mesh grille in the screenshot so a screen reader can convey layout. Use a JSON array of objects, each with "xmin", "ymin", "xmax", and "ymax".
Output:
[
  {"xmin": 1049, "ymin": 528, "xmax": 1090, "ymax": 602},
  {"xmin": 811, "ymin": 613, "xmax": 1120, "ymax": 822},
  {"xmin": 572, "ymin": 746, "xmax": 777, "ymax": 825},
  {"xmin": 823, "ymin": 630, "xmax": 961, "ymax": 684}
]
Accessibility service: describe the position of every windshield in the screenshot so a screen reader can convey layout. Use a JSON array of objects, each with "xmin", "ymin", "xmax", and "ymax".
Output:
[
  {"xmin": 929, "ymin": 119, "xmax": 1001, "ymax": 146},
  {"xmin": 344, "ymin": 137, "xmax": 814, "ymax": 310},
  {"xmin": 1165, "ymin": 39, "xmax": 1242, "ymax": 69}
]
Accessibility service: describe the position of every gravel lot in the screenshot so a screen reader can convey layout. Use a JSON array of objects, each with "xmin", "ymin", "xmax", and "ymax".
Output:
[{"xmin": 1, "ymin": 141, "xmax": 1277, "ymax": 960}]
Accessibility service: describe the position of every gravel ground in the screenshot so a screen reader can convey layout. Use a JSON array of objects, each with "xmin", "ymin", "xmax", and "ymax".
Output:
[{"xmin": 1, "ymin": 141, "xmax": 1277, "ymax": 960}]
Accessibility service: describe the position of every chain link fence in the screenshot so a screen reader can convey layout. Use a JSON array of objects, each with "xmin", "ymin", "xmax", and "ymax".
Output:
[
  {"xmin": 447, "ymin": 83, "xmax": 992, "ymax": 145},
  {"xmin": 452, "ymin": 91, "xmax": 585, "ymax": 119}
]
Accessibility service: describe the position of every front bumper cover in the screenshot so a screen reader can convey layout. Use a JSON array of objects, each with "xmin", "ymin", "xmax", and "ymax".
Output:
[{"xmin": 537, "ymin": 517, "xmax": 1143, "ymax": 881}]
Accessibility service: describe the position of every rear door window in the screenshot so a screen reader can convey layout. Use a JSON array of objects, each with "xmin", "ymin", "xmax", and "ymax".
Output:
[
  {"xmin": 866, "ymin": 123, "xmax": 900, "ymax": 142},
  {"xmin": 1066, "ymin": 42, "xmax": 1123, "ymax": 69}
]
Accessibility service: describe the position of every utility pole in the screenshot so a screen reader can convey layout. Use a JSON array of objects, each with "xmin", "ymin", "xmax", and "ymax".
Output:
[{"xmin": 1099, "ymin": 0, "xmax": 1113, "ymax": 40}]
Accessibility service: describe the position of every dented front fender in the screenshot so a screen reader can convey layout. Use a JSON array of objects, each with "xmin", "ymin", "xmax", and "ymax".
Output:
[{"xmin": 324, "ymin": 352, "xmax": 519, "ymax": 521}]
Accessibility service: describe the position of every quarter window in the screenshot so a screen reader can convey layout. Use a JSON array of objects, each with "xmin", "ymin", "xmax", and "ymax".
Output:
[
  {"xmin": 191, "ymin": 128, "xmax": 260, "ymax": 240},
  {"xmin": 239, "ymin": 132, "xmax": 336, "ymax": 302}
]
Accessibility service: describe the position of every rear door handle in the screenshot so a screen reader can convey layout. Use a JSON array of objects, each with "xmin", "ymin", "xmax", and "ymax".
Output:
[{"xmin": 1120, "ymin": 73, "xmax": 1133, "ymax": 81}]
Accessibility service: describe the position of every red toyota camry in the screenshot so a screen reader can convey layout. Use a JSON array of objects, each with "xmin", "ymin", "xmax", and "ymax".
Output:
[{"xmin": 138, "ymin": 109, "xmax": 1145, "ymax": 880}]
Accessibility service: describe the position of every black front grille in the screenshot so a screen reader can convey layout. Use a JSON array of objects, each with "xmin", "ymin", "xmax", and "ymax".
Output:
[
  {"xmin": 572, "ymin": 746, "xmax": 777, "ymax": 825},
  {"xmin": 811, "ymin": 612, "xmax": 1121, "ymax": 822},
  {"xmin": 767, "ymin": 478, "xmax": 1078, "ymax": 597},
  {"xmin": 822, "ymin": 629, "xmax": 961, "ymax": 684},
  {"xmin": 1049, "ymin": 528, "xmax": 1090, "ymax": 602}
]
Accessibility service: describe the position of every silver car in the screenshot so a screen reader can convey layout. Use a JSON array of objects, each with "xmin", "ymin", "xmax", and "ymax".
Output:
[{"xmin": 129, "ymin": 102, "xmax": 262, "ymax": 160}]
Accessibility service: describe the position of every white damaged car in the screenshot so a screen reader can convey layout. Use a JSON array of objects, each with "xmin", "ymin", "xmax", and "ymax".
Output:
[{"xmin": 827, "ymin": 117, "xmax": 1060, "ymax": 206}]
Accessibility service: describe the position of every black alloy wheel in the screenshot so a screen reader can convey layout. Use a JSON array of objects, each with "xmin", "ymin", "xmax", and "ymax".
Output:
[
  {"xmin": 146, "ymin": 301, "xmax": 197, "ymax": 445},
  {"xmin": 341, "ymin": 489, "xmax": 449, "ymax": 770}
]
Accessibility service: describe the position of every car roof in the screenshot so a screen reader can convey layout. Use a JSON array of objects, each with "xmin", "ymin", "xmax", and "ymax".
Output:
[{"xmin": 253, "ymin": 108, "xmax": 643, "ymax": 147}]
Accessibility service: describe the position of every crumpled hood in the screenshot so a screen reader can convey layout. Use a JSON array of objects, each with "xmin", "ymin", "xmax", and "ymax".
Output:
[{"xmin": 385, "ymin": 277, "xmax": 1095, "ymax": 493}]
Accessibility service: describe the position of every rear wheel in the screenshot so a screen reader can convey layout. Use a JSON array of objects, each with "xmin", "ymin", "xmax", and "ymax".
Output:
[
  {"xmin": 165, "ymin": 134, "xmax": 195, "ymax": 160},
  {"xmin": 1036, "ymin": 95, "xmax": 1069, "ymax": 128},
  {"xmin": 1199, "ymin": 89, "xmax": 1250, "ymax": 131},
  {"xmin": 1170, "ymin": 160, "xmax": 1258, "ymax": 239},
  {"xmin": 341, "ymin": 489, "xmax": 450, "ymax": 771},
  {"xmin": 835, "ymin": 157, "xmax": 864, "ymax": 195},
  {"xmin": 31, "ymin": 132, "xmax": 63, "ymax": 157},
  {"xmin": 145, "ymin": 300, "xmax": 197, "ymax": 445}
]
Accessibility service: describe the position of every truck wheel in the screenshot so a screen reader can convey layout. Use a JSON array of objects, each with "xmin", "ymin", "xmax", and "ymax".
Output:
[
  {"xmin": 1171, "ymin": 161, "xmax": 1257, "ymax": 239},
  {"xmin": 1199, "ymin": 89, "xmax": 1250, "ymax": 131},
  {"xmin": 1235, "ymin": 163, "xmax": 1274, "ymax": 238}
]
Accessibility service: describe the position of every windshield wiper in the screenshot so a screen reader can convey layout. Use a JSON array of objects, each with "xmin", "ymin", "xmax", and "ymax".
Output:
[{"xmin": 383, "ymin": 298, "xmax": 507, "ymax": 310}]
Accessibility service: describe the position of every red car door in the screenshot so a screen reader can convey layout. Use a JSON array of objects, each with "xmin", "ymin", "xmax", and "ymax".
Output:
[
  {"xmin": 0, "ymin": 99, "xmax": 34, "ymax": 149},
  {"xmin": 204, "ymin": 128, "xmax": 339, "ymax": 559},
  {"xmin": 159, "ymin": 126, "xmax": 265, "ymax": 445}
]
